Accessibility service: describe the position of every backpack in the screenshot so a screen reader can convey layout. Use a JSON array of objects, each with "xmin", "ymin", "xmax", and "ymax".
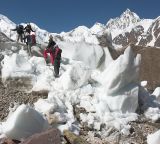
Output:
[
  {"xmin": 17, "ymin": 25, "xmax": 24, "ymax": 34},
  {"xmin": 19, "ymin": 25, "xmax": 24, "ymax": 30},
  {"xmin": 31, "ymin": 34, "xmax": 36, "ymax": 45}
]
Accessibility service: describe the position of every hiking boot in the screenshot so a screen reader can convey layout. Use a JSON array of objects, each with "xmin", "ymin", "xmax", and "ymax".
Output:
[{"xmin": 54, "ymin": 73, "xmax": 59, "ymax": 78}]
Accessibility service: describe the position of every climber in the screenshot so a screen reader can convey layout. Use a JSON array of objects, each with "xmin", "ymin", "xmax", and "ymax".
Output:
[
  {"xmin": 24, "ymin": 23, "xmax": 35, "ymax": 34},
  {"xmin": 11, "ymin": 24, "xmax": 25, "ymax": 43},
  {"xmin": 43, "ymin": 35, "xmax": 62, "ymax": 77},
  {"xmin": 43, "ymin": 35, "xmax": 56, "ymax": 65}
]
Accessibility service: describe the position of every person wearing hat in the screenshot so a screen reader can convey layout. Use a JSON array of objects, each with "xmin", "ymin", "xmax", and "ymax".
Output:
[
  {"xmin": 43, "ymin": 35, "xmax": 56, "ymax": 65},
  {"xmin": 24, "ymin": 23, "xmax": 35, "ymax": 34}
]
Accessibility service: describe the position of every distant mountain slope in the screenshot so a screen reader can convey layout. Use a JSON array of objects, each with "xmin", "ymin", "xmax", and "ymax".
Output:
[
  {"xmin": 0, "ymin": 9, "xmax": 159, "ymax": 49},
  {"xmin": 112, "ymin": 19, "xmax": 153, "ymax": 48},
  {"xmin": 0, "ymin": 32, "xmax": 13, "ymax": 42}
]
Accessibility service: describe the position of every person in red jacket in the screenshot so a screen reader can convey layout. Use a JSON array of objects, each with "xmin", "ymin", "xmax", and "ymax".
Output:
[
  {"xmin": 43, "ymin": 35, "xmax": 56, "ymax": 65},
  {"xmin": 53, "ymin": 45, "xmax": 62, "ymax": 77},
  {"xmin": 43, "ymin": 35, "xmax": 62, "ymax": 77}
]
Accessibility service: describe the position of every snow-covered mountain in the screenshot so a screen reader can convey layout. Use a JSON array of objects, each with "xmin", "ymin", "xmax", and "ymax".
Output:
[
  {"xmin": 90, "ymin": 22, "xmax": 105, "ymax": 34},
  {"xmin": 112, "ymin": 19, "xmax": 153, "ymax": 48},
  {"xmin": 104, "ymin": 9, "xmax": 160, "ymax": 49},
  {"xmin": 0, "ymin": 9, "xmax": 160, "ymax": 49},
  {"xmin": 57, "ymin": 9, "xmax": 159, "ymax": 49},
  {"xmin": 139, "ymin": 16, "xmax": 160, "ymax": 47},
  {"xmin": 58, "ymin": 26, "xmax": 99, "ymax": 44},
  {"xmin": 106, "ymin": 9, "xmax": 141, "ymax": 38}
]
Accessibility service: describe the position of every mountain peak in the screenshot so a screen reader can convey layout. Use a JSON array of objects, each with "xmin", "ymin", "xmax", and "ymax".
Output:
[
  {"xmin": 106, "ymin": 9, "xmax": 141, "ymax": 35},
  {"xmin": 120, "ymin": 9, "xmax": 140, "ymax": 20},
  {"xmin": 121, "ymin": 8, "xmax": 133, "ymax": 17},
  {"xmin": 90, "ymin": 22, "xmax": 105, "ymax": 34},
  {"xmin": 123, "ymin": 8, "xmax": 132, "ymax": 14}
]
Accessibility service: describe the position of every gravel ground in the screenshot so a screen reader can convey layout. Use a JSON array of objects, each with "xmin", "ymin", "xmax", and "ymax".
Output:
[
  {"xmin": 0, "ymin": 78, "xmax": 48, "ymax": 121},
  {"xmin": 78, "ymin": 117, "xmax": 160, "ymax": 144}
]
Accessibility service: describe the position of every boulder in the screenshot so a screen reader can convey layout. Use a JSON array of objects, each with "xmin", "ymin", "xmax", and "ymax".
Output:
[
  {"xmin": 21, "ymin": 128, "xmax": 61, "ymax": 144},
  {"xmin": 0, "ymin": 137, "xmax": 20, "ymax": 144},
  {"xmin": 63, "ymin": 130, "xmax": 88, "ymax": 144}
]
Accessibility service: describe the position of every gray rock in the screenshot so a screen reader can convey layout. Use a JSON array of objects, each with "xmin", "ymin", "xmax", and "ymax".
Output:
[{"xmin": 21, "ymin": 128, "xmax": 61, "ymax": 144}]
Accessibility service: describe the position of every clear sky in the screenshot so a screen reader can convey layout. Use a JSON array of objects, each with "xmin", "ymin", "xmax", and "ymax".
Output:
[{"xmin": 0, "ymin": 0, "xmax": 159, "ymax": 33}]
